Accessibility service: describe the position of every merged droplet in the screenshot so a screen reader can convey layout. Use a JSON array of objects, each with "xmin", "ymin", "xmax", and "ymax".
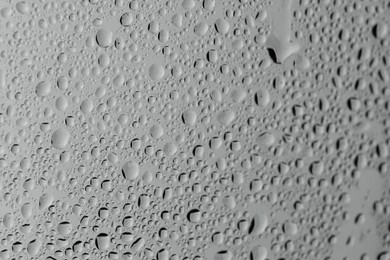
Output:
[
  {"xmin": 35, "ymin": 81, "xmax": 51, "ymax": 97},
  {"xmin": 51, "ymin": 128, "xmax": 70, "ymax": 149},
  {"xmin": 217, "ymin": 110, "xmax": 236, "ymax": 126},
  {"xmin": 96, "ymin": 28, "xmax": 113, "ymax": 48},
  {"xmin": 122, "ymin": 161, "xmax": 140, "ymax": 180},
  {"xmin": 95, "ymin": 233, "xmax": 110, "ymax": 250},
  {"xmin": 27, "ymin": 239, "xmax": 42, "ymax": 256},
  {"xmin": 182, "ymin": 109, "xmax": 198, "ymax": 126},
  {"xmin": 149, "ymin": 64, "xmax": 165, "ymax": 81}
]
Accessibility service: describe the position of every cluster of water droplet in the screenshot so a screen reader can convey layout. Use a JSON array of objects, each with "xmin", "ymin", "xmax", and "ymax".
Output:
[{"xmin": 0, "ymin": 0, "xmax": 389, "ymax": 259}]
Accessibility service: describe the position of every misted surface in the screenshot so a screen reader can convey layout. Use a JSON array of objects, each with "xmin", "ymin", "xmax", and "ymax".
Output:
[{"xmin": 0, "ymin": 0, "xmax": 389, "ymax": 260}]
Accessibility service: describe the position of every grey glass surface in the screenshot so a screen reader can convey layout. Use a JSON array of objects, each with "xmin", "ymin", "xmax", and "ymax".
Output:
[{"xmin": 0, "ymin": 0, "xmax": 389, "ymax": 259}]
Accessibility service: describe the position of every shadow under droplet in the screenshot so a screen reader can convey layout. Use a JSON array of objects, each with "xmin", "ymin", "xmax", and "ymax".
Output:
[{"xmin": 267, "ymin": 48, "xmax": 280, "ymax": 64}]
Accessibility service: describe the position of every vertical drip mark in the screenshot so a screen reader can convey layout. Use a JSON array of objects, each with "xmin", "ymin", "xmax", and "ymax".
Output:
[{"xmin": 266, "ymin": 0, "xmax": 300, "ymax": 64}]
